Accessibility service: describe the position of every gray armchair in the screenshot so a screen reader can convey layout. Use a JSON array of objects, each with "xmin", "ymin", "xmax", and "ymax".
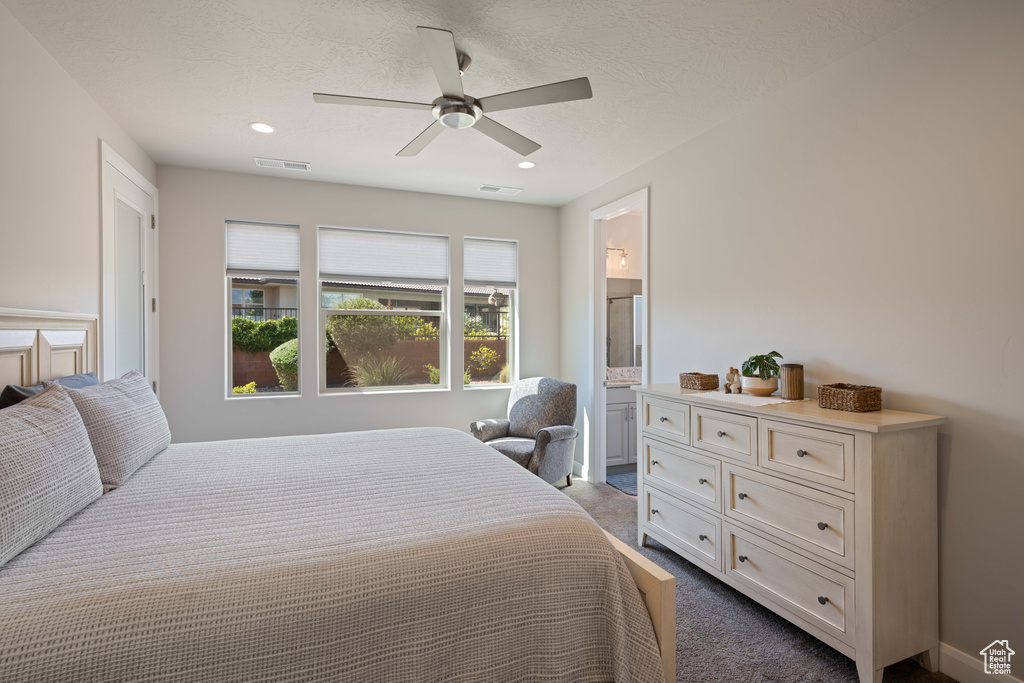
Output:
[{"xmin": 471, "ymin": 377, "xmax": 578, "ymax": 486}]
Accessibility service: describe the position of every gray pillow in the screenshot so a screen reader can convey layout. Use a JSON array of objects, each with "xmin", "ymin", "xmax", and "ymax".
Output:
[
  {"xmin": 67, "ymin": 370, "xmax": 171, "ymax": 490},
  {"xmin": 0, "ymin": 384, "xmax": 103, "ymax": 568},
  {"xmin": 0, "ymin": 372, "xmax": 99, "ymax": 410}
]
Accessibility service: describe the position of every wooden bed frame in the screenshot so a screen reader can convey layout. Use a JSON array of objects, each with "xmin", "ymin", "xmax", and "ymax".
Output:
[
  {"xmin": 604, "ymin": 530, "xmax": 677, "ymax": 682},
  {"xmin": 0, "ymin": 307, "xmax": 677, "ymax": 683},
  {"xmin": 0, "ymin": 308, "xmax": 98, "ymax": 386}
]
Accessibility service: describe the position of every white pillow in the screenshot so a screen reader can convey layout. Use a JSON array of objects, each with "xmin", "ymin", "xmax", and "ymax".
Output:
[
  {"xmin": 0, "ymin": 384, "xmax": 103, "ymax": 568},
  {"xmin": 68, "ymin": 370, "xmax": 171, "ymax": 490}
]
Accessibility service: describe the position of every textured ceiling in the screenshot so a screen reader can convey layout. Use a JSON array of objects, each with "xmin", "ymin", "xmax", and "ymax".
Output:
[{"xmin": 5, "ymin": 0, "xmax": 946, "ymax": 205}]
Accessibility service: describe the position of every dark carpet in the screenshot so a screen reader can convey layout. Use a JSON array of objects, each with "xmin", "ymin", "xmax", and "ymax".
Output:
[
  {"xmin": 606, "ymin": 470, "xmax": 638, "ymax": 496},
  {"xmin": 563, "ymin": 478, "xmax": 957, "ymax": 683}
]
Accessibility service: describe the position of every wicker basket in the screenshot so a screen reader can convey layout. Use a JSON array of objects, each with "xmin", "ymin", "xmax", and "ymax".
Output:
[
  {"xmin": 679, "ymin": 372, "xmax": 719, "ymax": 390},
  {"xmin": 817, "ymin": 383, "xmax": 882, "ymax": 412}
]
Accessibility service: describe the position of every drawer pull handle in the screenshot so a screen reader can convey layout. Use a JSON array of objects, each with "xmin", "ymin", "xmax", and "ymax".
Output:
[
  {"xmin": 817, "ymin": 596, "xmax": 829, "ymax": 605},
  {"xmin": 797, "ymin": 449, "xmax": 807, "ymax": 457},
  {"xmin": 659, "ymin": 416, "xmax": 669, "ymax": 422},
  {"xmin": 651, "ymin": 460, "xmax": 659, "ymax": 466},
  {"xmin": 738, "ymin": 555, "xmax": 748, "ymax": 563},
  {"xmin": 651, "ymin": 509, "xmax": 659, "ymax": 515},
  {"xmin": 717, "ymin": 430, "xmax": 726, "ymax": 438},
  {"xmin": 698, "ymin": 534, "xmax": 708, "ymax": 542},
  {"xmin": 737, "ymin": 492, "xmax": 748, "ymax": 500},
  {"xmin": 698, "ymin": 477, "xmax": 707, "ymax": 485},
  {"xmin": 817, "ymin": 522, "xmax": 829, "ymax": 531}
]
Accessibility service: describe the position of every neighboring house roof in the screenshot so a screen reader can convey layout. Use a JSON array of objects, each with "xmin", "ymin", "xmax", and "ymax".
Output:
[
  {"xmin": 322, "ymin": 280, "xmax": 507, "ymax": 296},
  {"xmin": 231, "ymin": 277, "xmax": 296, "ymax": 286}
]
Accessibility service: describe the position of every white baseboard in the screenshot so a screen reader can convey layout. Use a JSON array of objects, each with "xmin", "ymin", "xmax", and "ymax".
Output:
[{"xmin": 940, "ymin": 642, "xmax": 1022, "ymax": 683}]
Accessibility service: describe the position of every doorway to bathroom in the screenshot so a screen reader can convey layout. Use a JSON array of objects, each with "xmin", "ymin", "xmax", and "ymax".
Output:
[{"xmin": 586, "ymin": 187, "xmax": 648, "ymax": 484}]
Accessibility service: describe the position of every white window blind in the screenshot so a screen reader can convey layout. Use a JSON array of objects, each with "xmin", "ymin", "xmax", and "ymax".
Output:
[
  {"xmin": 226, "ymin": 222, "xmax": 300, "ymax": 276},
  {"xmin": 319, "ymin": 227, "xmax": 449, "ymax": 284},
  {"xmin": 464, "ymin": 238, "xmax": 517, "ymax": 287}
]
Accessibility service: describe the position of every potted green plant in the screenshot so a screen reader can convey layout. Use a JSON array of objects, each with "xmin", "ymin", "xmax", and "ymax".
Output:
[{"xmin": 741, "ymin": 351, "xmax": 783, "ymax": 396}]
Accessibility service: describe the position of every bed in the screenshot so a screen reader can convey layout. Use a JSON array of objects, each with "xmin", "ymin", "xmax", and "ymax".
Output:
[{"xmin": 0, "ymin": 308, "xmax": 675, "ymax": 682}]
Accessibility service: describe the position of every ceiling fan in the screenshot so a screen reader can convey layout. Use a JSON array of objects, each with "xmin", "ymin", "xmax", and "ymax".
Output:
[{"xmin": 313, "ymin": 26, "xmax": 593, "ymax": 157}]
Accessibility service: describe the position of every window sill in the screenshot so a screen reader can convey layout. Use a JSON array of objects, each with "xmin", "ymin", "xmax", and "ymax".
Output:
[
  {"xmin": 225, "ymin": 392, "xmax": 302, "ymax": 401},
  {"xmin": 464, "ymin": 383, "xmax": 513, "ymax": 391},
  {"xmin": 318, "ymin": 386, "xmax": 451, "ymax": 397}
]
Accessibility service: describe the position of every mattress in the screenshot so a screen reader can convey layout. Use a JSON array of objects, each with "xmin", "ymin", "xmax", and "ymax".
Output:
[{"xmin": 0, "ymin": 427, "xmax": 663, "ymax": 682}]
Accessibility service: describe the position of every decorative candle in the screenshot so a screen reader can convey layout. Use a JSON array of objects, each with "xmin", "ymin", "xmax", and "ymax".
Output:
[{"xmin": 780, "ymin": 364, "xmax": 804, "ymax": 400}]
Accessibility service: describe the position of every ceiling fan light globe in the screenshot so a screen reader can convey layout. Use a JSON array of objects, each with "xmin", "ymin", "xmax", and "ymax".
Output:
[
  {"xmin": 432, "ymin": 100, "xmax": 482, "ymax": 129},
  {"xmin": 441, "ymin": 111, "xmax": 477, "ymax": 129}
]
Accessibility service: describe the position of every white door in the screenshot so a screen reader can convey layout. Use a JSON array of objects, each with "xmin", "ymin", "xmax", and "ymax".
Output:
[
  {"xmin": 115, "ymin": 198, "xmax": 145, "ymax": 377},
  {"xmin": 102, "ymin": 144, "xmax": 158, "ymax": 387}
]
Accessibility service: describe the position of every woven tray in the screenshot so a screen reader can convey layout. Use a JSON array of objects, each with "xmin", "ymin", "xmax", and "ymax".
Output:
[
  {"xmin": 818, "ymin": 383, "xmax": 882, "ymax": 412},
  {"xmin": 679, "ymin": 372, "xmax": 719, "ymax": 390}
]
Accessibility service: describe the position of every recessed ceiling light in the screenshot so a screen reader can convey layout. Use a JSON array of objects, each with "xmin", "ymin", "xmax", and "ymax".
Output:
[
  {"xmin": 518, "ymin": 161, "xmax": 535, "ymax": 169},
  {"xmin": 249, "ymin": 122, "xmax": 274, "ymax": 133}
]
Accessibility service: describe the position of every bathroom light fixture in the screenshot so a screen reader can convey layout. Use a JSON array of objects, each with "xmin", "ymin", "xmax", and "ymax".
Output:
[
  {"xmin": 518, "ymin": 161, "xmax": 535, "ymax": 169},
  {"xmin": 606, "ymin": 247, "xmax": 628, "ymax": 268},
  {"xmin": 249, "ymin": 122, "xmax": 274, "ymax": 133}
]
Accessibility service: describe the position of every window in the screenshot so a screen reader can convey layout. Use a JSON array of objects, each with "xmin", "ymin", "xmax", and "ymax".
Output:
[
  {"xmin": 231, "ymin": 288, "xmax": 265, "ymax": 320},
  {"xmin": 318, "ymin": 226, "xmax": 449, "ymax": 391},
  {"xmin": 225, "ymin": 221, "xmax": 300, "ymax": 396},
  {"xmin": 463, "ymin": 238, "xmax": 517, "ymax": 386}
]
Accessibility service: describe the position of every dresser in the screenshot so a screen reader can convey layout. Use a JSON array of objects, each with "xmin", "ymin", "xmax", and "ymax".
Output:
[{"xmin": 633, "ymin": 384, "xmax": 946, "ymax": 683}]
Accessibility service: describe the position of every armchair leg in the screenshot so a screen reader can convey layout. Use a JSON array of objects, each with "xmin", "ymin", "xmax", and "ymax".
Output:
[{"xmin": 566, "ymin": 475, "xmax": 573, "ymax": 487}]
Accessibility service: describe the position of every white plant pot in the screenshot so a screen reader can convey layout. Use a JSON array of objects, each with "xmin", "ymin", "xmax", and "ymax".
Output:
[{"xmin": 741, "ymin": 376, "xmax": 778, "ymax": 397}]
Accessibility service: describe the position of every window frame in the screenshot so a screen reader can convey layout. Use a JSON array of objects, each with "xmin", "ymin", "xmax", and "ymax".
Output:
[
  {"xmin": 316, "ymin": 224, "xmax": 452, "ymax": 395},
  {"xmin": 462, "ymin": 237, "xmax": 519, "ymax": 390},
  {"xmin": 225, "ymin": 277, "xmax": 301, "ymax": 399},
  {"xmin": 224, "ymin": 220, "xmax": 301, "ymax": 400},
  {"xmin": 317, "ymin": 285, "xmax": 450, "ymax": 394}
]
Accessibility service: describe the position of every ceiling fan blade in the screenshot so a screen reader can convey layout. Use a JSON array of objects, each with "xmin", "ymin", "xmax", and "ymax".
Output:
[
  {"xmin": 473, "ymin": 117, "xmax": 541, "ymax": 156},
  {"xmin": 416, "ymin": 26, "xmax": 465, "ymax": 99},
  {"xmin": 396, "ymin": 121, "xmax": 446, "ymax": 157},
  {"xmin": 476, "ymin": 77, "xmax": 593, "ymax": 114},
  {"xmin": 313, "ymin": 93, "xmax": 433, "ymax": 110}
]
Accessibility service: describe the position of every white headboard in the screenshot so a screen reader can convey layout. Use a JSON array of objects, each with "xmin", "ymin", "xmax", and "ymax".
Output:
[{"xmin": 0, "ymin": 308, "xmax": 98, "ymax": 388}]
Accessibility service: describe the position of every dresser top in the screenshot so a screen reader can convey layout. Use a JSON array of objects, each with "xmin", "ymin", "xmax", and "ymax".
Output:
[{"xmin": 634, "ymin": 384, "xmax": 947, "ymax": 433}]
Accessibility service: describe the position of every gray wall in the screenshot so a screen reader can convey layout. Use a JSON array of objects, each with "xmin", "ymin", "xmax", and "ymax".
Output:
[
  {"xmin": 157, "ymin": 165, "xmax": 560, "ymax": 443},
  {"xmin": 0, "ymin": 2, "xmax": 155, "ymax": 315},
  {"xmin": 559, "ymin": 0, "xmax": 1023, "ymax": 663}
]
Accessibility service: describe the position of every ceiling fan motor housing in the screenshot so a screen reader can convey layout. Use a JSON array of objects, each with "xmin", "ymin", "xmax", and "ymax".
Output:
[{"xmin": 433, "ymin": 97, "xmax": 482, "ymax": 129}]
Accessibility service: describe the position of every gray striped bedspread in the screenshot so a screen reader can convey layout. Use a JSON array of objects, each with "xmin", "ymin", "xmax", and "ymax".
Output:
[{"xmin": 0, "ymin": 427, "xmax": 663, "ymax": 682}]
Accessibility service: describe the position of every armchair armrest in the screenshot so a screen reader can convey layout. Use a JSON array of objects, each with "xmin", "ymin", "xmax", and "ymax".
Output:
[
  {"xmin": 530, "ymin": 425, "xmax": 579, "ymax": 484},
  {"xmin": 471, "ymin": 418, "xmax": 510, "ymax": 442},
  {"xmin": 535, "ymin": 425, "xmax": 578, "ymax": 446}
]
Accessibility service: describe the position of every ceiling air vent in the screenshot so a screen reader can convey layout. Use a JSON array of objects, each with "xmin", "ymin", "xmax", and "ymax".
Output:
[
  {"xmin": 477, "ymin": 184, "xmax": 522, "ymax": 196},
  {"xmin": 253, "ymin": 157, "xmax": 311, "ymax": 171}
]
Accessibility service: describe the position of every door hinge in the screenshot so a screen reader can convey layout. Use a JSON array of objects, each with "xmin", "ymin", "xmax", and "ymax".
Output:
[
  {"xmin": 151, "ymin": 298, "xmax": 157, "ymax": 313},
  {"xmin": 152, "ymin": 381, "xmax": 157, "ymax": 394},
  {"xmin": 151, "ymin": 215, "xmax": 156, "ymax": 230}
]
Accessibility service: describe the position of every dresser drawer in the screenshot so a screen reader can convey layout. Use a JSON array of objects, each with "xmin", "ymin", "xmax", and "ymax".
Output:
[
  {"xmin": 646, "ymin": 489, "xmax": 721, "ymax": 571},
  {"xmin": 725, "ymin": 523, "xmax": 855, "ymax": 645},
  {"xmin": 643, "ymin": 437, "xmax": 720, "ymax": 512},
  {"xmin": 692, "ymin": 407, "xmax": 757, "ymax": 465},
  {"xmin": 724, "ymin": 464, "xmax": 855, "ymax": 570},
  {"xmin": 759, "ymin": 420, "xmax": 855, "ymax": 493},
  {"xmin": 641, "ymin": 396, "xmax": 689, "ymax": 443}
]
